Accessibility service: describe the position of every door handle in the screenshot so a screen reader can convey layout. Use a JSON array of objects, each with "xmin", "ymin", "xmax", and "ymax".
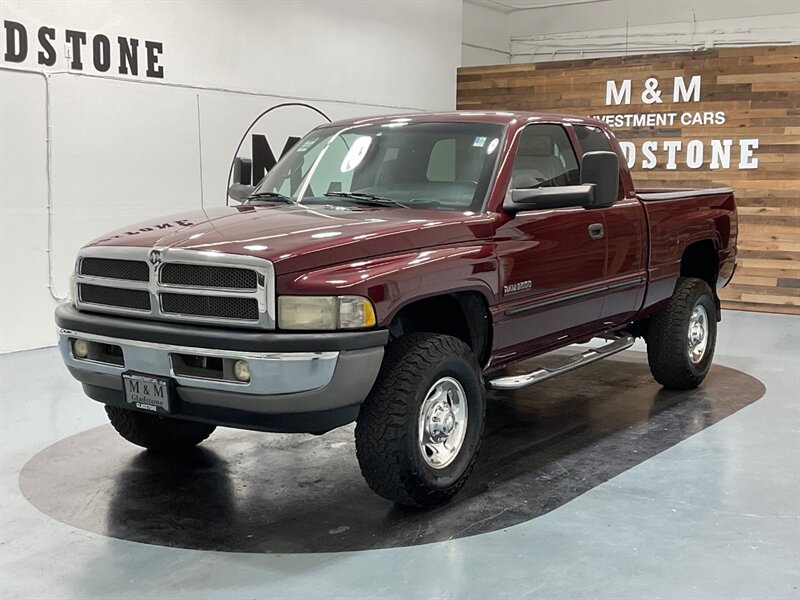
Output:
[{"xmin": 588, "ymin": 223, "xmax": 604, "ymax": 239}]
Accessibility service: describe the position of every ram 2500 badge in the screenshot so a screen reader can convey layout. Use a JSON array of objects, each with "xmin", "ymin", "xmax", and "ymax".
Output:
[{"xmin": 56, "ymin": 112, "xmax": 737, "ymax": 507}]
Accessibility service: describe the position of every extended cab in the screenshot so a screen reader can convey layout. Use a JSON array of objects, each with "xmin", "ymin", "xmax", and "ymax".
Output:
[{"xmin": 56, "ymin": 112, "xmax": 737, "ymax": 507}]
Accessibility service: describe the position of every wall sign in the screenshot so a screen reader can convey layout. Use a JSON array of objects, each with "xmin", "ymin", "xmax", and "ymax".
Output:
[
  {"xmin": 2, "ymin": 19, "xmax": 165, "ymax": 78},
  {"xmin": 594, "ymin": 75, "xmax": 758, "ymax": 170},
  {"xmin": 228, "ymin": 102, "xmax": 332, "ymax": 197}
]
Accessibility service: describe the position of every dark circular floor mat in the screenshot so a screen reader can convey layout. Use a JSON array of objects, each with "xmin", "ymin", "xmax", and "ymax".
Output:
[{"xmin": 20, "ymin": 352, "xmax": 764, "ymax": 553}]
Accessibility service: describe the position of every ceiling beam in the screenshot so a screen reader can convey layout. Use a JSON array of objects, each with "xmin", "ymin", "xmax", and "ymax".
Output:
[{"xmin": 466, "ymin": 0, "xmax": 613, "ymax": 13}]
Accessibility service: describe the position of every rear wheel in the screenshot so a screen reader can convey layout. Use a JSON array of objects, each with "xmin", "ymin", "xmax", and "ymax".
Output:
[
  {"xmin": 645, "ymin": 277, "xmax": 717, "ymax": 390},
  {"xmin": 355, "ymin": 333, "xmax": 485, "ymax": 508},
  {"xmin": 105, "ymin": 406, "xmax": 216, "ymax": 451}
]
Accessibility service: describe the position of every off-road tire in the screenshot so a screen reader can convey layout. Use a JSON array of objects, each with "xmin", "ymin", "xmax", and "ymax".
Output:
[
  {"xmin": 105, "ymin": 406, "xmax": 216, "ymax": 451},
  {"xmin": 355, "ymin": 333, "xmax": 485, "ymax": 508},
  {"xmin": 645, "ymin": 276, "xmax": 717, "ymax": 390}
]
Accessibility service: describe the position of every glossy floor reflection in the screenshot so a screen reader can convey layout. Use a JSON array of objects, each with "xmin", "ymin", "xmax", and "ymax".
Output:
[{"xmin": 19, "ymin": 351, "xmax": 764, "ymax": 553}]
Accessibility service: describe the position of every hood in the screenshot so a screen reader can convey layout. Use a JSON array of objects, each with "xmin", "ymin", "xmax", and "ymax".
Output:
[{"xmin": 88, "ymin": 204, "xmax": 494, "ymax": 274}]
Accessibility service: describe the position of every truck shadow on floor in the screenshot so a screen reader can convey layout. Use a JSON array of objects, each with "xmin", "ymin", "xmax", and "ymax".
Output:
[{"xmin": 19, "ymin": 352, "xmax": 765, "ymax": 553}]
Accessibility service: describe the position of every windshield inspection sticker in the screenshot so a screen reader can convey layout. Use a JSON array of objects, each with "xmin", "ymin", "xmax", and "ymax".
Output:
[
  {"xmin": 473, "ymin": 136, "xmax": 487, "ymax": 147},
  {"xmin": 340, "ymin": 136, "xmax": 372, "ymax": 172},
  {"xmin": 486, "ymin": 138, "xmax": 499, "ymax": 154}
]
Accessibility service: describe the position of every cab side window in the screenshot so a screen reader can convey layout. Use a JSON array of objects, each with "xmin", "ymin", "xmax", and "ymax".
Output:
[{"xmin": 510, "ymin": 124, "xmax": 579, "ymax": 190}]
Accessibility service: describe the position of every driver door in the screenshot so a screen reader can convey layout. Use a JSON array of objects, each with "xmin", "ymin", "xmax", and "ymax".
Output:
[{"xmin": 493, "ymin": 124, "xmax": 608, "ymax": 362}]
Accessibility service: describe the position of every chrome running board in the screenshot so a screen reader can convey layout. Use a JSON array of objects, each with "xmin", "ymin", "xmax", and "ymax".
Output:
[{"xmin": 487, "ymin": 332, "xmax": 635, "ymax": 391}]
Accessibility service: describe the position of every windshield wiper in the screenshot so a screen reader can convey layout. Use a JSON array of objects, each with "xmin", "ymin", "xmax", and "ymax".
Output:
[
  {"xmin": 324, "ymin": 192, "xmax": 409, "ymax": 209},
  {"xmin": 246, "ymin": 191, "xmax": 298, "ymax": 205}
]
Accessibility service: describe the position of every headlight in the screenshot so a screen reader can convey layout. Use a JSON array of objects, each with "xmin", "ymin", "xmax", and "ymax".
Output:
[{"xmin": 278, "ymin": 296, "xmax": 376, "ymax": 330}]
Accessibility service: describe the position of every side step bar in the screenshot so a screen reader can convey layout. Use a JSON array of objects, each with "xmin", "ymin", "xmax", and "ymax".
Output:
[{"xmin": 487, "ymin": 332, "xmax": 635, "ymax": 391}]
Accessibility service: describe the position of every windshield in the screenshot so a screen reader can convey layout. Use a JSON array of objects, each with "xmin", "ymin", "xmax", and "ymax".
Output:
[{"xmin": 251, "ymin": 121, "xmax": 504, "ymax": 211}]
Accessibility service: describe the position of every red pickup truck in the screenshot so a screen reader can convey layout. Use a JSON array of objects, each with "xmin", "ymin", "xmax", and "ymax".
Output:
[{"xmin": 55, "ymin": 111, "xmax": 737, "ymax": 507}]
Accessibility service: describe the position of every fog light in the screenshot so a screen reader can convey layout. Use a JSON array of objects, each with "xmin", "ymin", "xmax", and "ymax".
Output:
[
  {"xmin": 72, "ymin": 339, "xmax": 90, "ymax": 359},
  {"xmin": 233, "ymin": 360, "xmax": 251, "ymax": 382}
]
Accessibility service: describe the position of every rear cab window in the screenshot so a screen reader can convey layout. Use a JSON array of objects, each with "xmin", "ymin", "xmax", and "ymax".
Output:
[
  {"xmin": 574, "ymin": 124, "xmax": 624, "ymax": 202},
  {"xmin": 574, "ymin": 124, "xmax": 613, "ymax": 153}
]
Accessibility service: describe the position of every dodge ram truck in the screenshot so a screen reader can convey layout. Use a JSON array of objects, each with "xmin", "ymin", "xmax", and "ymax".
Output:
[{"xmin": 56, "ymin": 111, "xmax": 737, "ymax": 507}]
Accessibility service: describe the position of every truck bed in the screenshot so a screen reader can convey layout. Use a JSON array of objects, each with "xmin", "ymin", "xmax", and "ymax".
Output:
[
  {"xmin": 636, "ymin": 187, "xmax": 737, "ymax": 313},
  {"xmin": 636, "ymin": 187, "xmax": 734, "ymax": 202}
]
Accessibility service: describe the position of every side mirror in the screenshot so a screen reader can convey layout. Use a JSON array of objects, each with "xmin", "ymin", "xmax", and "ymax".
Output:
[
  {"xmin": 228, "ymin": 157, "xmax": 255, "ymax": 202},
  {"xmin": 504, "ymin": 185, "xmax": 595, "ymax": 214},
  {"xmin": 580, "ymin": 151, "xmax": 618, "ymax": 208},
  {"xmin": 228, "ymin": 183, "xmax": 256, "ymax": 202}
]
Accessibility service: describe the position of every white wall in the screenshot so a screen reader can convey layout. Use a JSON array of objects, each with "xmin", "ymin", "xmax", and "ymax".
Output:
[
  {"xmin": 0, "ymin": 0, "xmax": 463, "ymax": 352},
  {"xmin": 461, "ymin": 0, "xmax": 800, "ymax": 65},
  {"xmin": 461, "ymin": 2, "xmax": 510, "ymax": 65}
]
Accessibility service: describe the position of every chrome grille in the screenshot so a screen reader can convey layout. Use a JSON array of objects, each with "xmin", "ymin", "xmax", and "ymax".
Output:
[
  {"xmin": 160, "ymin": 263, "xmax": 257, "ymax": 290},
  {"xmin": 73, "ymin": 247, "xmax": 275, "ymax": 329},
  {"xmin": 79, "ymin": 284, "xmax": 151, "ymax": 311},
  {"xmin": 80, "ymin": 257, "xmax": 149, "ymax": 281},
  {"xmin": 161, "ymin": 293, "xmax": 259, "ymax": 321}
]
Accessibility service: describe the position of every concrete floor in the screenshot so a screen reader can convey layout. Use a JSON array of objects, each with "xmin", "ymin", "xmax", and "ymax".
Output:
[{"xmin": 1, "ymin": 310, "xmax": 799, "ymax": 599}]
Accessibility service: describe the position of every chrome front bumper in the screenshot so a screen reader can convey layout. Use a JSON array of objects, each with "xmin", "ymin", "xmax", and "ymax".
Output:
[
  {"xmin": 57, "ymin": 327, "xmax": 385, "ymax": 424},
  {"xmin": 58, "ymin": 328, "xmax": 339, "ymax": 396},
  {"xmin": 55, "ymin": 303, "xmax": 388, "ymax": 431}
]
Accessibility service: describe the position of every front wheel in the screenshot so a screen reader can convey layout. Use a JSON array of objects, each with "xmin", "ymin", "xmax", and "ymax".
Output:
[
  {"xmin": 645, "ymin": 277, "xmax": 717, "ymax": 390},
  {"xmin": 355, "ymin": 333, "xmax": 485, "ymax": 508}
]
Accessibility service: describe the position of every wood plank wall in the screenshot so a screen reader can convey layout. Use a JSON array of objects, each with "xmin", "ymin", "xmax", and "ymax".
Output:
[{"xmin": 457, "ymin": 45, "xmax": 800, "ymax": 315}]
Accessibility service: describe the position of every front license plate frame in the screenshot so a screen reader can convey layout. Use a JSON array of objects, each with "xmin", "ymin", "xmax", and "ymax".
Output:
[{"xmin": 122, "ymin": 372, "xmax": 171, "ymax": 415}]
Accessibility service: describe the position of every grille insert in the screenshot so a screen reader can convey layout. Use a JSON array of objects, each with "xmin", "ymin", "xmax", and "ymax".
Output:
[
  {"xmin": 79, "ymin": 284, "xmax": 151, "ymax": 311},
  {"xmin": 160, "ymin": 263, "xmax": 257, "ymax": 290},
  {"xmin": 80, "ymin": 258, "xmax": 149, "ymax": 282},
  {"xmin": 75, "ymin": 249, "xmax": 272, "ymax": 327},
  {"xmin": 160, "ymin": 293, "xmax": 259, "ymax": 321}
]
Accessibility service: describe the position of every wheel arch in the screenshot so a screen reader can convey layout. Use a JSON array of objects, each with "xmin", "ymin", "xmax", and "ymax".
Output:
[
  {"xmin": 680, "ymin": 238, "xmax": 721, "ymax": 320},
  {"xmin": 387, "ymin": 290, "xmax": 493, "ymax": 367}
]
